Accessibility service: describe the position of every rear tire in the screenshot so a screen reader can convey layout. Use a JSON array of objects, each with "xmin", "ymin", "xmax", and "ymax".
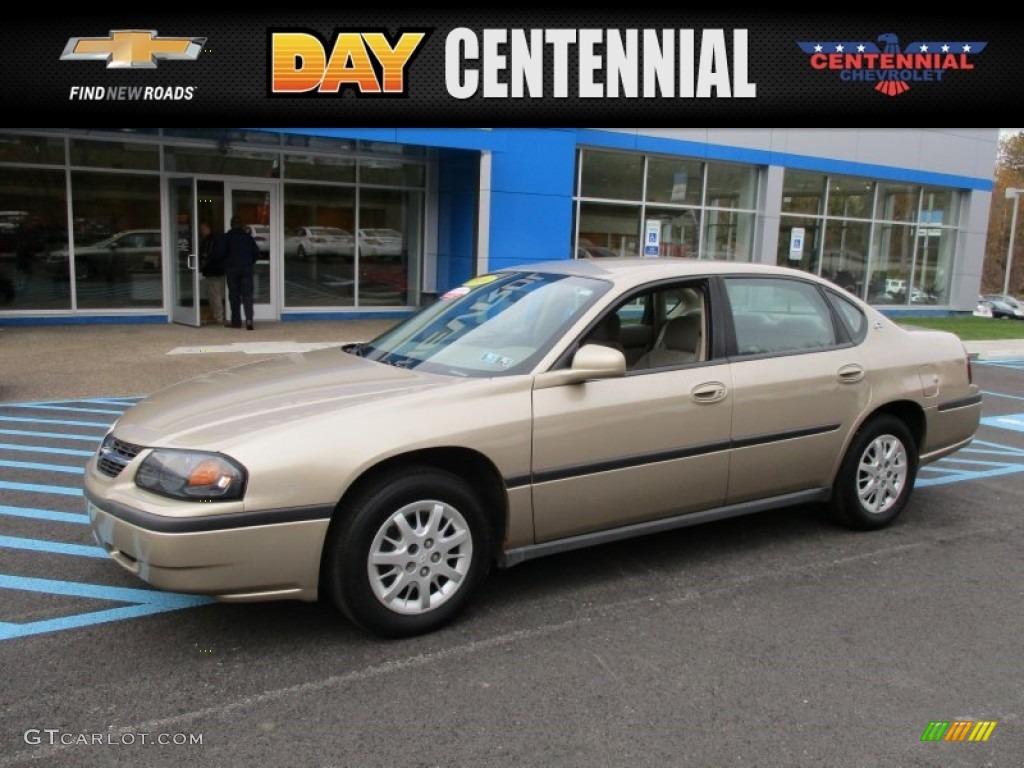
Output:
[
  {"xmin": 831, "ymin": 415, "xmax": 918, "ymax": 530},
  {"xmin": 322, "ymin": 466, "xmax": 491, "ymax": 638}
]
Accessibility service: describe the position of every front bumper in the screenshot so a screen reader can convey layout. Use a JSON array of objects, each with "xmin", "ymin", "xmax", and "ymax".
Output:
[{"xmin": 86, "ymin": 492, "xmax": 333, "ymax": 603}]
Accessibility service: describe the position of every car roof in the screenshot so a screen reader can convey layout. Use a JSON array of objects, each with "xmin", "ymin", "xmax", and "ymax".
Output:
[{"xmin": 494, "ymin": 257, "xmax": 839, "ymax": 290}]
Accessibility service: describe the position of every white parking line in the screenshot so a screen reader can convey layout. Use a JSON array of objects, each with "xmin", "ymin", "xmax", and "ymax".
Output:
[{"xmin": 168, "ymin": 341, "xmax": 347, "ymax": 355}]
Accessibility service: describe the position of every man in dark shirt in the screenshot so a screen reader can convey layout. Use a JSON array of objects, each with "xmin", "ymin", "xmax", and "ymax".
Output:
[{"xmin": 215, "ymin": 215, "xmax": 260, "ymax": 330}]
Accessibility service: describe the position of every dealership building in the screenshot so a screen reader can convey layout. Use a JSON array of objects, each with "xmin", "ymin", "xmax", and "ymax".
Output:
[{"xmin": 0, "ymin": 128, "xmax": 999, "ymax": 326}]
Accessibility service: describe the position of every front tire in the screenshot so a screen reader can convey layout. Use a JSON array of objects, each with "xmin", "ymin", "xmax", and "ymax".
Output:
[
  {"xmin": 831, "ymin": 415, "xmax": 918, "ymax": 530},
  {"xmin": 323, "ymin": 467, "xmax": 491, "ymax": 638}
]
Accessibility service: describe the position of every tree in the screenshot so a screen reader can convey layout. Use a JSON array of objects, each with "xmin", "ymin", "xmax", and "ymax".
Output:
[{"xmin": 983, "ymin": 131, "xmax": 1024, "ymax": 294}]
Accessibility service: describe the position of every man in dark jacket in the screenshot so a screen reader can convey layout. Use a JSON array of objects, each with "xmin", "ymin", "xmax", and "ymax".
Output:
[{"xmin": 215, "ymin": 215, "xmax": 260, "ymax": 330}]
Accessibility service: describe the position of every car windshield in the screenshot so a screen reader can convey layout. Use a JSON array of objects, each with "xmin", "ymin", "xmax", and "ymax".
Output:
[{"xmin": 357, "ymin": 271, "xmax": 611, "ymax": 377}]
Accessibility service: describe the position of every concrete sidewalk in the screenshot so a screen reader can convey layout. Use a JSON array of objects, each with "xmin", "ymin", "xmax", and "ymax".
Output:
[
  {"xmin": 1, "ymin": 319, "xmax": 1022, "ymax": 404},
  {"xmin": 0, "ymin": 318, "xmax": 399, "ymax": 403}
]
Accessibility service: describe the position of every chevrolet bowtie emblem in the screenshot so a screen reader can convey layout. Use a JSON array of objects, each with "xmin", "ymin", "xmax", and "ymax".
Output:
[{"xmin": 61, "ymin": 30, "xmax": 206, "ymax": 69}]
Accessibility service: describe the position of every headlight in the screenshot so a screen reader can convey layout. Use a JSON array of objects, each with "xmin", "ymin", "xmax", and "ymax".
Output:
[{"xmin": 135, "ymin": 450, "xmax": 247, "ymax": 501}]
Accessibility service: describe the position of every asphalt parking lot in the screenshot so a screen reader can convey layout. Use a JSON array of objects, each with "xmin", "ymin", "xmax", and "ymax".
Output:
[{"xmin": 1, "ymin": 321, "xmax": 1023, "ymax": 766}]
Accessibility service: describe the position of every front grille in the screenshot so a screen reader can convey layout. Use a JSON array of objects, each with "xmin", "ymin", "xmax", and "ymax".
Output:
[{"xmin": 96, "ymin": 434, "xmax": 144, "ymax": 478}]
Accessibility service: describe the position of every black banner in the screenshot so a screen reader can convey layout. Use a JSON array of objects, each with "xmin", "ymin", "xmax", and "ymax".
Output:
[{"xmin": 1, "ymin": 11, "xmax": 1015, "ymax": 126}]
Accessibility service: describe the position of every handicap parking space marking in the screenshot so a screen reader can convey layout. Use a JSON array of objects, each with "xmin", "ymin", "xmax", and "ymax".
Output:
[
  {"xmin": 917, "ymin": 439, "xmax": 1024, "ymax": 486},
  {"xmin": 1, "ymin": 395, "xmax": 1022, "ymax": 641},
  {"xmin": 973, "ymin": 358, "xmax": 1024, "ymax": 370},
  {"xmin": 980, "ymin": 412, "xmax": 1024, "ymax": 432},
  {"xmin": 0, "ymin": 575, "xmax": 214, "ymax": 641},
  {"xmin": 0, "ymin": 396, "xmax": 214, "ymax": 642}
]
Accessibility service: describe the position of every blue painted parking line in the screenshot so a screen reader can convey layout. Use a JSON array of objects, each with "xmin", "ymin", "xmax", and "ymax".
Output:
[
  {"xmin": 0, "ymin": 415, "xmax": 112, "ymax": 428},
  {"xmin": 0, "ymin": 480, "xmax": 83, "ymax": 496},
  {"xmin": 974, "ymin": 358, "xmax": 1024, "ymax": 370},
  {"xmin": 0, "ymin": 535, "xmax": 107, "ymax": 558},
  {"xmin": 0, "ymin": 396, "xmax": 217, "ymax": 641},
  {"xmin": 918, "ymin": 439, "xmax": 1024, "ymax": 486},
  {"xmin": 0, "ymin": 459, "xmax": 86, "ymax": 473},
  {"xmin": 0, "ymin": 428, "xmax": 105, "ymax": 441},
  {"xmin": 2, "ymin": 395, "xmax": 1024, "ymax": 641},
  {"xmin": 979, "ymin": 390, "xmax": 1024, "ymax": 401},
  {"xmin": 980, "ymin": 413, "xmax": 1024, "ymax": 432},
  {"xmin": 0, "ymin": 442, "xmax": 94, "ymax": 457},
  {"xmin": 5, "ymin": 403, "xmax": 127, "ymax": 415},
  {"xmin": 0, "ymin": 574, "xmax": 214, "ymax": 641},
  {"xmin": 0, "ymin": 504, "xmax": 88, "ymax": 524}
]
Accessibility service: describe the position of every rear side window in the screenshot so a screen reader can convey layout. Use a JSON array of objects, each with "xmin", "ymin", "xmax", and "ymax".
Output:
[{"xmin": 725, "ymin": 277, "xmax": 837, "ymax": 356}]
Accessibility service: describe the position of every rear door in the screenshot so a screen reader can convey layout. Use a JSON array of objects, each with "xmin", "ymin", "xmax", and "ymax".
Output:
[{"xmin": 722, "ymin": 276, "xmax": 869, "ymax": 503}]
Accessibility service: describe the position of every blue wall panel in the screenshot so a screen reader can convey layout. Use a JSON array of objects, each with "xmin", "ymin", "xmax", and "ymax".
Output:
[{"xmin": 484, "ymin": 129, "xmax": 578, "ymax": 271}]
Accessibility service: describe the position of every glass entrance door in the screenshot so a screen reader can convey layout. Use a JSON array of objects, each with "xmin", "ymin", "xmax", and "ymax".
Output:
[
  {"xmin": 168, "ymin": 177, "xmax": 200, "ymax": 326},
  {"xmin": 225, "ymin": 183, "xmax": 277, "ymax": 321}
]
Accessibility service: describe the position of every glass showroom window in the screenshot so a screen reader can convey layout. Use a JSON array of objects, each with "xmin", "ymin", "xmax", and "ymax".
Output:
[
  {"xmin": 703, "ymin": 162, "xmax": 758, "ymax": 261},
  {"xmin": 282, "ymin": 183, "xmax": 357, "ymax": 308},
  {"xmin": 358, "ymin": 187, "xmax": 423, "ymax": 307},
  {"xmin": 912, "ymin": 187, "xmax": 959, "ymax": 306},
  {"xmin": 576, "ymin": 150, "xmax": 644, "ymax": 258},
  {"xmin": 576, "ymin": 201, "xmax": 643, "ymax": 258},
  {"xmin": 781, "ymin": 171, "xmax": 887, "ymax": 301},
  {"xmin": 579, "ymin": 150, "xmax": 644, "ymax": 201},
  {"xmin": 69, "ymin": 172, "xmax": 162, "ymax": 310},
  {"xmin": 575, "ymin": 149, "xmax": 758, "ymax": 260},
  {"xmin": 0, "ymin": 167, "xmax": 70, "ymax": 311},
  {"xmin": 866, "ymin": 186, "xmax": 960, "ymax": 307}
]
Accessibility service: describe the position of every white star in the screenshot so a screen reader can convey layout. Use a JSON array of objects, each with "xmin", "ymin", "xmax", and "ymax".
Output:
[
  {"xmin": 857, "ymin": 44, "xmax": 866, "ymax": 52},
  {"xmin": 963, "ymin": 43, "xmax": 972, "ymax": 52},
  {"xmin": 919, "ymin": 44, "xmax": 929, "ymax": 52},
  {"xmin": 835, "ymin": 44, "xmax": 844, "ymax": 52},
  {"xmin": 814, "ymin": 44, "xmax": 823, "ymax": 52},
  {"xmin": 941, "ymin": 44, "xmax": 950, "ymax": 52}
]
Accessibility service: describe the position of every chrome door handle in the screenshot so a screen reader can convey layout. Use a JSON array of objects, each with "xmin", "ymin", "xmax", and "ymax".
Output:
[{"xmin": 187, "ymin": 254, "xmax": 197, "ymax": 270}]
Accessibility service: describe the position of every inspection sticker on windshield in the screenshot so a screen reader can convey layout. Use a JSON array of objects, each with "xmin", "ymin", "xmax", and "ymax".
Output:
[{"xmin": 481, "ymin": 351, "xmax": 514, "ymax": 368}]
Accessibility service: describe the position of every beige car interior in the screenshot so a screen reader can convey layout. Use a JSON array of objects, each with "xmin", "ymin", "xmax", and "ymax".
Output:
[{"xmin": 585, "ymin": 284, "xmax": 706, "ymax": 370}]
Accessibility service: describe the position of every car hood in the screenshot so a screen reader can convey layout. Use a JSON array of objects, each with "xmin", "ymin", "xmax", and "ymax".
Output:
[{"xmin": 112, "ymin": 347, "xmax": 458, "ymax": 449}]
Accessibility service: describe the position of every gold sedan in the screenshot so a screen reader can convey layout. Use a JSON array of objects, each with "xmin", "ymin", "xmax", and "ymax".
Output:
[{"xmin": 85, "ymin": 259, "xmax": 982, "ymax": 637}]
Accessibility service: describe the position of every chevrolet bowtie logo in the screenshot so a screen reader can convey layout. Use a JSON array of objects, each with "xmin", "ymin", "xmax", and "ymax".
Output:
[{"xmin": 61, "ymin": 30, "xmax": 206, "ymax": 69}]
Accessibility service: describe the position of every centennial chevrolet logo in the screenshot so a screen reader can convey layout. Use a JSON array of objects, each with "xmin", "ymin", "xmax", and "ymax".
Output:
[
  {"xmin": 60, "ymin": 30, "xmax": 206, "ymax": 69},
  {"xmin": 797, "ymin": 33, "xmax": 987, "ymax": 97}
]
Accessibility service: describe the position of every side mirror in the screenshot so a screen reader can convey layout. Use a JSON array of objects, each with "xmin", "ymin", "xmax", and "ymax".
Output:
[{"xmin": 534, "ymin": 343, "xmax": 626, "ymax": 390}]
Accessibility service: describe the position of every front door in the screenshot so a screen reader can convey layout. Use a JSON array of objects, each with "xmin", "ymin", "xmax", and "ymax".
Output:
[
  {"xmin": 225, "ymin": 183, "xmax": 277, "ymax": 321},
  {"xmin": 168, "ymin": 177, "xmax": 201, "ymax": 326}
]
